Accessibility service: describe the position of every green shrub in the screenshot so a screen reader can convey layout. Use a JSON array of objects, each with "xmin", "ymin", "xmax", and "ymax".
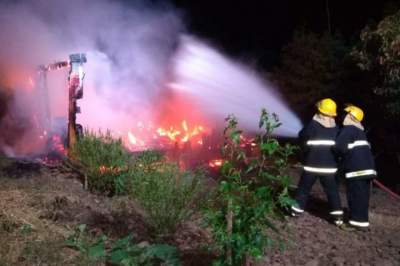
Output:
[
  {"xmin": 128, "ymin": 151, "xmax": 205, "ymax": 237},
  {"xmin": 204, "ymin": 109, "xmax": 297, "ymax": 265},
  {"xmin": 71, "ymin": 129, "xmax": 131, "ymax": 195},
  {"xmin": 65, "ymin": 225, "xmax": 181, "ymax": 266}
]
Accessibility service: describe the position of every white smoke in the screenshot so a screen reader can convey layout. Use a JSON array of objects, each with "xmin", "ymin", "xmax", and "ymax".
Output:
[
  {"xmin": 0, "ymin": 0, "xmax": 183, "ymax": 155},
  {"xmin": 0, "ymin": 0, "xmax": 301, "ymax": 156}
]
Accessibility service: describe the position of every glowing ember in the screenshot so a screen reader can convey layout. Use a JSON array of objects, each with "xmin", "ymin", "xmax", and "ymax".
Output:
[
  {"xmin": 98, "ymin": 165, "xmax": 126, "ymax": 174},
  {"xmin": 51, "ymin": 134, "xmax": 66, "ymax": 155},
  {"xmin": 209, "ymin": 159, "xmax": 223, "ymax": 168}
]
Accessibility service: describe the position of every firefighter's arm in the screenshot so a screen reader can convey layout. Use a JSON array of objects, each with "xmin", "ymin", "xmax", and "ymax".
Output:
[
  {"xmin": 298, "ymin": 122, "xmax": 314, "ymax": 142},
  {"xmin": 298, "ymin": 122, "xmax": 314, "ymax": 152},
  {"xmin": 334, "ymin": 128, "xmax": 351, "ymax": 155}
]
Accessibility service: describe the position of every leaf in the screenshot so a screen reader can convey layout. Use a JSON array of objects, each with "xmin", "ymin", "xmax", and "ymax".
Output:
[
  {"xmin": 64, "ymin": 237, "xmax": 78, "ymax": 249},
  {"xmin": 230, "ymin": 130, "xmax": 242, "ymax": 145},
  {"xmin": 221, "ymin": 161, "xmax": 234, "ymax": 176},
  {"xmin": 78, "ymin": 224, "xmax": 87, "ymax": 233},
  {"xmin": 145, "ymin": 244, "xmax": 181, "ymax": 266},
  {"xmin": 111, "ymin": 234, "xmax": 134, "ymax": 250},
  {"xmin": 260, "ymin": 140, "xmax": 279, "ymax": 155},
  {"xmin": 88, "ymin": 241, "xmax": 106, "ymax": 259},
  {"xmin": 109, "ymin": 249, "xmax": 130, "ymax": 264}
]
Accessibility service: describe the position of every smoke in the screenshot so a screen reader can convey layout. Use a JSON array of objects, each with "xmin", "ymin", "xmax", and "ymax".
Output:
[
  {"xmin": 0, "ymin": 0, "xmax": 183, "ymax": 155},
  {"xmin": 0, "ymin": 0, "xmax": 301, "ymax": 156}
]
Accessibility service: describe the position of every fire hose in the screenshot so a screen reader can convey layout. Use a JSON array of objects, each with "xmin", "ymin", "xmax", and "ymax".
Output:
[{"xmin": 372, "ymin": 179, "xmax": 400, "ymax": 200}]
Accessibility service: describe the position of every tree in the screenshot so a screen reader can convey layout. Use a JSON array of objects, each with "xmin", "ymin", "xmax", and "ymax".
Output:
[
  {"xmin": 273, "ymin": 29, "xmax": 348, "ymax": 117},
  {"xmin": 352, "ymin": 10, "xmax": 400, "ymax": 116}
]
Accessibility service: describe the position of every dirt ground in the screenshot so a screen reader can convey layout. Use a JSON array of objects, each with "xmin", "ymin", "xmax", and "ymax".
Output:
[
  {"xmin": 0, "ymin": 159, "xmax": 399, "ymax": 265},
  {"xmin": 260, "ymin": 172, "xmax": 400, "ymax": 266}
]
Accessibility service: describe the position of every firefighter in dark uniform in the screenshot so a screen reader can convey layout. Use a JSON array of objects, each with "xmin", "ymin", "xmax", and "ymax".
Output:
[
  {"xmin": 335, "ymin": 105, "xmax": 376, "ymax": 230},
  {"xmin": 291, "ymin": 98, "xmax": 343, "ymax": 226}
]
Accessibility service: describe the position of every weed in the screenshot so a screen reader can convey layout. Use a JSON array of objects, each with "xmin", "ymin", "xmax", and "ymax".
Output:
[
  {"xmin": 66, "ymin": 224, "xmax": 181, "ymax": 266},
  {"xmin": 204, "ymin": 109, "xmax": 298, "ymax": 265},
  {"xmin": 71, "ymin": 129, "xmax": 131, "ymax": 195},
  {"xmin": 129, "ymin": 151, "xmax": 205, "ymax": 237}
]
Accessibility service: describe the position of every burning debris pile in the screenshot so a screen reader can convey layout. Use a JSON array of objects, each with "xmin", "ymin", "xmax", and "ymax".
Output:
[{"xmin": 0, "ymin": 0, "xmax": 301, "ymax": 166}]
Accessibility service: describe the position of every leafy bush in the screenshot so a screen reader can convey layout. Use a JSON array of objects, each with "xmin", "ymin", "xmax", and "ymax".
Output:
[
  {"xmin": 204, "ymin": 109, "xmax": 297, "ymax": 265},
  {"xmin": 65, "ymin": 224, "xmax": 181, "ymax": 266},
  {"xmin": 128, "ymin": 150, "xmax": 205, "ymax": 237},
  {"xmin": 109, "ymin": 234, "xmax": 180, "ymax": 266},
  {"xmin": 71, "ymin": 131, "xmax": 205, "ymax": 238},
  {"xmin": 70, "ymin": 130, "xmax": 131, "ymax": 195}
]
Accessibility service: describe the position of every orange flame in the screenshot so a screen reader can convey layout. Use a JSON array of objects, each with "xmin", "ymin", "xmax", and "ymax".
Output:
[
  {"xmin": 156, "ymin": 120, "xmax": 205, "ymax": 145},
  {"xmin": 209, "ymin": 159, "xmax": 223, "ymax": 168}
]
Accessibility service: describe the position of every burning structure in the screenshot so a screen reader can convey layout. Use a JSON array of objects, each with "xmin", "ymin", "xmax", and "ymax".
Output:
[
  {"xmin": 36, "ymin": 53, "xmax": 86, "ymax": 155},
  {"xmin": 0, "ymin": 0, "xmax": 301, "ymax": 168}
]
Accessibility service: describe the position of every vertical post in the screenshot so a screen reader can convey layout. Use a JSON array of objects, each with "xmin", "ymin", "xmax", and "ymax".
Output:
[
  {"xmin": 67, "ymin": 75, "xmax": 78, "ymax": 152},
  {"xmin": 67, "ymin": 53, "xmax": 86, "ymax": 156}
]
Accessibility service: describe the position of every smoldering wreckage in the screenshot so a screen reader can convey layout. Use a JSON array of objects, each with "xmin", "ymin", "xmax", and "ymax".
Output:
[{"xmin": 0, "ymin": 51, "xmax": 225, "ymax": 166}]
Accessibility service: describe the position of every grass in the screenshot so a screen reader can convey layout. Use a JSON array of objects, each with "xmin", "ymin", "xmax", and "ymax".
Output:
[
  {"xmin": 70, "ymin": 129, "xmax": 131, "ymax": 195},
  {"xmin": 128, "ymin": 154, "xmax": 205, "ymax": 237}
]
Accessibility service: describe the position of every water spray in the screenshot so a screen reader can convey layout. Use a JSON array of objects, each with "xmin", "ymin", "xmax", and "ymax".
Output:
[{"xmin": 169, "ymin": 36, "xmax": 303, "ymax": 137}]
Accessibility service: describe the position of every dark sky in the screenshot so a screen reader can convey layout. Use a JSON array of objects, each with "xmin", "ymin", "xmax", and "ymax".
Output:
[{"xmin": 171, "ymin": 0, "xmax": 397, "ymax": 68}]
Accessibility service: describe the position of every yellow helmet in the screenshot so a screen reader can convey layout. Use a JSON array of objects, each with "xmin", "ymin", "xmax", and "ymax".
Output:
[
  {"xmin": 344, "ymin": 105, "xmax": 364, "ymax": 122},
  {"xmin": 316, "ymin": 98, "xmax": 337, "ymax": 117}
]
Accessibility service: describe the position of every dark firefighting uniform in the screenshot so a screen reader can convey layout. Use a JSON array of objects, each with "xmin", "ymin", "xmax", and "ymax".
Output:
[
  {"xmin": 335, "ymin": 125, "xmax": 376, "ymax": 228},
  {"xmin": 291, "ymin": 119, "xmax": 343, "ymax": 220}
]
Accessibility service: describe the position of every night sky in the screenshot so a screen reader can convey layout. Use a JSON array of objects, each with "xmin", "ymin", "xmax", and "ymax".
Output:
[{"xmin": 170, "ymin": 0, "xmax": 396, "ymax": 68}]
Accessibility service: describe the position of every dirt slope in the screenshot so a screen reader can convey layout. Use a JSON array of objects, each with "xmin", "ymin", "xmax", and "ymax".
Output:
[{"xmin": 0, "ymin": 159, "xmax": 399, "ymax": 265}]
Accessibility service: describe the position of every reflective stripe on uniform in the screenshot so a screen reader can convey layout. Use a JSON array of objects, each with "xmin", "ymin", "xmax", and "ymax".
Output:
[
  {"xmin": 348, "ymin": 140, "xmax": 370, "ymax": 149},
  {"xmin": 330, "ymin": 210, "xmax": 344, "ymax": 215},
  {"xmin": 304, "ymin": 166, "xmax": 337, "ymax": 174},
  {"xmin": 291, "ymin": 206, "xmax": 304, "ymax": 213},
  {"xmin": 306, "ymin": 140, "xmax": 335, "ymax": 146},
  {"xmin": 345, "ymin": 169, "xmax": 376, "ymax": 178},
  {"xmin": 349, "ymin": 220, "xmax": 369, "ymax": 227}
]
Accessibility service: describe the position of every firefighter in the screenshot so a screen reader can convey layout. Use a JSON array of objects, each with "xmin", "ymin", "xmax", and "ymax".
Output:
[
  {"xmin": 335, "ymin": 105, "xmax": 376, "ymax": 230},
  {"xmin": 291, "ymin": 98, "xmax": 343, "ymax": 226}
]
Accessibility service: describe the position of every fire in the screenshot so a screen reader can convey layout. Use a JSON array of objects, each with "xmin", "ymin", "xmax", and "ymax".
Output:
[
  {"xmin": 156, "ymin": 119, "xmax": 205, "ymax": 145},
  {"xmin": 99, "ymin": 165, "xmax": 123, "ymax": 174},
  {"xmin": 156, "ymin": 127, "xmax": 181, "ymax": 141},
  {"xmin": 51, "ymin": 134, "xmax": 66, "ymax": 155},
  {"xmin": 123, "ymin": 119, "xmax": 208, "ymax": 152},
  {"xmin": 209, "ymin": 159, "xmax": 223, "ymax": 168}
]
